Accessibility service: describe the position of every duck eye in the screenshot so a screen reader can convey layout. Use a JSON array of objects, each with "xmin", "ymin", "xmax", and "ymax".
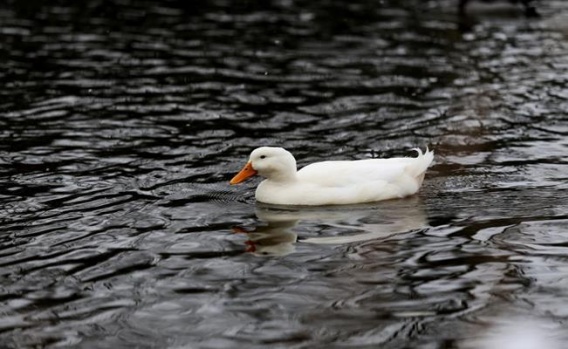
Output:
[{"xmin": 260, "ymin": 155, "xmax": 266, "ymax": 159}]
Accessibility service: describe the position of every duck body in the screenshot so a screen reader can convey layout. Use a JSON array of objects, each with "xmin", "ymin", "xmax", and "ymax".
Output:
[{"xmin": 230, "ymin": 147, "xmax": 433, "ymax": 206}]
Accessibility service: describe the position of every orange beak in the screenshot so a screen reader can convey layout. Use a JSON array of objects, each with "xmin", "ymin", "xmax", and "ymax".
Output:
[{"xmin": 230, "ymin": 161, "xmax": 258, "ymax": 185}]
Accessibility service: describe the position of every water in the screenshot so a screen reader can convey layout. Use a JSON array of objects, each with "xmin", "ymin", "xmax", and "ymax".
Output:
[{"xmin": 1, "ymin": 0, "xmax": 567, "ymax": 347}]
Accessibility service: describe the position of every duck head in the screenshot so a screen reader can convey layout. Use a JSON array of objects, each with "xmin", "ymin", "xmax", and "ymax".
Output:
[{"xmin": 230, "ymin": 147, "xmax": 297, "ymax": 184}]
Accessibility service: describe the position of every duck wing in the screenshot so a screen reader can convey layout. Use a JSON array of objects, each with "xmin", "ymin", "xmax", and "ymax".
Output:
[
  {"xmin": 297, "ymin": 149, "xmax": 433, "ymax": 188},
  {"xmin": 297, "ymin": 158, "xmax": 408, "ymax": 187}
]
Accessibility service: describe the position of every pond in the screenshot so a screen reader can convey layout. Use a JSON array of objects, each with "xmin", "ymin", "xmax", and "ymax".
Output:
[{"xmin": 1, "ymin": 0, "xmax": 567, "ymax": 347}]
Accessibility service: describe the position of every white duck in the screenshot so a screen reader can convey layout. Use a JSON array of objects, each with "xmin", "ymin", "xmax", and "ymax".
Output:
[{"xmin": 230, "ymin": 147, "xmax": 434, "ymax": 206}]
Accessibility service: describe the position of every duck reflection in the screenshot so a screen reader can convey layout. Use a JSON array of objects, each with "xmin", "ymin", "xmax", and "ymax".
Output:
[{"xmin": 234, "ymin": 197, "xmax": 429, "ymax": 256}]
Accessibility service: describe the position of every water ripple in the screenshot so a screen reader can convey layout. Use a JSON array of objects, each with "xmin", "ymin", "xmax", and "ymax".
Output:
[{"xmin": 1, "ymin": 0, "xmax": 568, "ymax": 348}]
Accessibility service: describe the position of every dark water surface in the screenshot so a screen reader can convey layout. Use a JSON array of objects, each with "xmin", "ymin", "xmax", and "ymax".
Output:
[{"xmin": 1, "ymin": 0, "xmax": 568, "ymax": 347}]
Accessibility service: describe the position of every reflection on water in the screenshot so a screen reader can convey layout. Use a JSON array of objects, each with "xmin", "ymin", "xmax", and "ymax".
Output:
[
  {"xmin": 238, "ymin": 198, "xmax": 427, "ymax": 256},
  {"xmin": 465, "ymin": 317, "xmax": 562, "ymax": 349},
  {"xmin": 1, "ymin": 0, "xmax": 568, "ymax": 347}
]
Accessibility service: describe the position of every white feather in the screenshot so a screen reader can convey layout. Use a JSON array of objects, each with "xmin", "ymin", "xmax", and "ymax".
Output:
[{"xmin": 234, "ymin": 146, "xmax": 434, "ymax": 206}]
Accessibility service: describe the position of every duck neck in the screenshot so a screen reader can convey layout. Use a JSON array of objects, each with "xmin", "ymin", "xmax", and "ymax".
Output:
[{"xmin": 265, "ymin": 167, "xmax": 297, "ymax": 184}]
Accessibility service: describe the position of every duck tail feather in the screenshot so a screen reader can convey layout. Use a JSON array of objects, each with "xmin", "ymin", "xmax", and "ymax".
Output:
[{"xmin": 409, "ymin": 146, "xmax": 434, "ymax": 177}]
